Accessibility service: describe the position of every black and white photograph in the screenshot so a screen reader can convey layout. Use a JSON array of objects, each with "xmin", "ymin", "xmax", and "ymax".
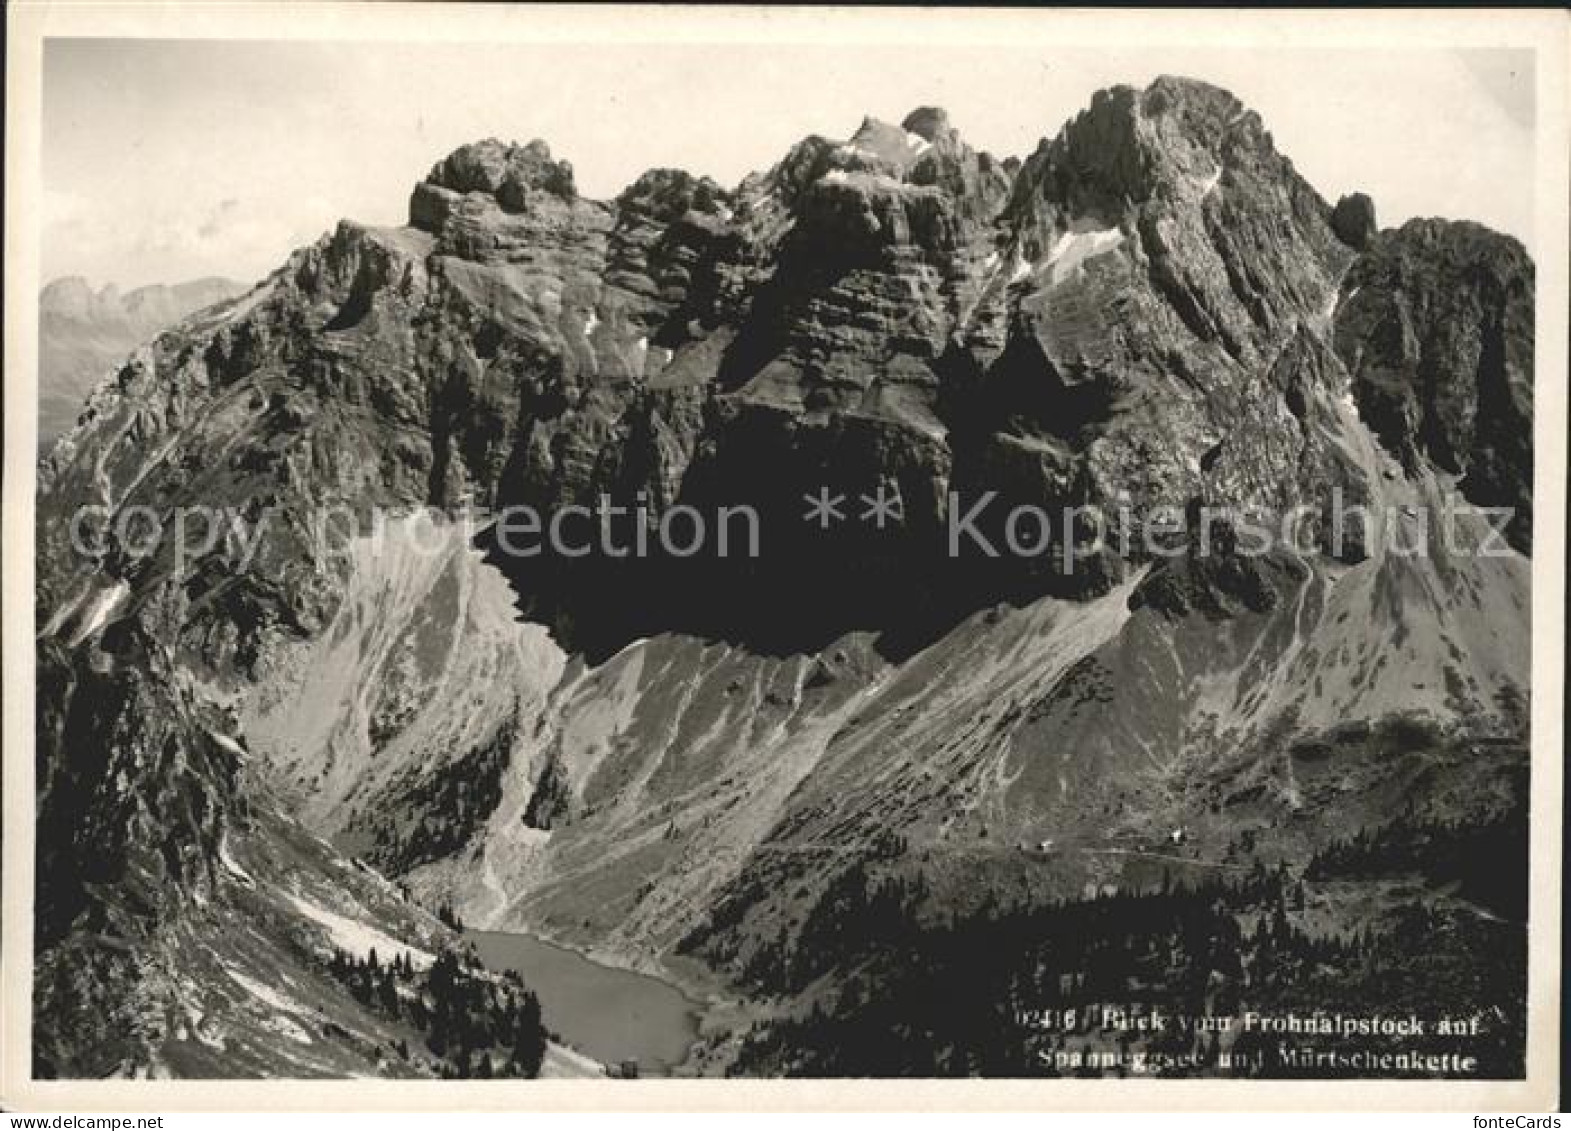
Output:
[{"xmin": 2, "ymin": 3, "xmax": 1566, "ymax": 1115}]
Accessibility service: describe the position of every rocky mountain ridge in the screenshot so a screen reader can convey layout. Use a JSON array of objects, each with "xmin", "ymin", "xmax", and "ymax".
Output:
[
  {"xmin": 38, "ymin": 275, "xmax": 245, "ymax": 449},
  {"xmin": 33, "ymin": 75, "xmax": 1533, "ymax": 1076}
]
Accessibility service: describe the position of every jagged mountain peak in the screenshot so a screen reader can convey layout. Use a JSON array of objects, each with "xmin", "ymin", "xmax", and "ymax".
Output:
[
  {"xmin": 37, "ymin": 274, "xmax": 249, "ymax": 450},
  {"xmin": 1005, "ymin": 75, "xmax": 1295, "ymax": 222},
  {"xmin": 1142, "ymin": 73, "xmax": 1249, "ymax": 119},
  {"xmin": 405, "ymin": 105, "xmax": 997, "ymax": 257},
  {"xmin": 41, "ymin": 274, "xmax": 245, "ymax": 320},
  {"xmin": 738, "ymin": 106, "xmax": 1000, "ymax": 202},
  {"xmin": 31, "ymin": 69, "xmax": 1536, "ymax": 1080},
  {"xmin": 424, "ymin": 136, "xmax": 574, "ymax": 198},
  {"xmin": 901, "ymin": 105, "xmax": 951, "ymax": 142},
  {"xmin": 1381, "ymin": 213, "xmax": 1531, "ymax": 262},
  {"xmin": 40, "ymin": 275, "xmax": 104, "ymax": 311},
  {"xmin": 844, "ymin": 113, "xmax": 941, "ymax": 168},
  {"xmin": 409, "ymin": 136, "xmax": 588, "ymax": 238},
  {"xmin": 1332, "ymin": 214, "xmax": 1534, "ymax": 549}
]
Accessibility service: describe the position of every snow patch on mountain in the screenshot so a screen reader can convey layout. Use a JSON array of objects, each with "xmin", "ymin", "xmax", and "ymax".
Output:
[
  {"xmin": 1045, "ymin": 227, "xmax": 1125, "ymax": 285},
  {"xmin": 1322, "ymin": 284, "xmax": 1360, "ymax": 326},
  {"xmin": 1199, "ymin": 162, "xmax": 1222, "ymax": 199},
  {"xmin": 209, "ymin": 730, "xmax": 246, "ymax": 758},
  {"xmin": 285, "ymin": 893, "xmax": 435, "ymax": 969},
  {"xmin": 67, "ymin": 580, "xmax": 130, "ymax": 646},
  {"xmin": 217, "ymin": 833, "xmax": 254, "ymax": 885},
  {"xmin": 226, "ymin": 967, "xmax": 303, "ymax": 1016}
]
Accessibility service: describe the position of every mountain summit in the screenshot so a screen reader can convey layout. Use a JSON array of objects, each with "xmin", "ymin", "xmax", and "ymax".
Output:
[{"xmin": 34, "ymin": 77, "xmax": 1533, "ymax": 1078}]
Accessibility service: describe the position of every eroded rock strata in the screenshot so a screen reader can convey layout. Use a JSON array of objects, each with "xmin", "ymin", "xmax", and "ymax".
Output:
[{"xmin": 35, "ymin": 76, "xmax": 1532, "ymax": 1077}]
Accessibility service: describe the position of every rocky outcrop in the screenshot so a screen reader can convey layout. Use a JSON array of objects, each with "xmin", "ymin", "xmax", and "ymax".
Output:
[
  {"xmin": 1331, "ymin": 192, "xmax": 1378, "ymax": 250},
  {"xmin": 945, "ymin": 77, "xmax": 1375, "ymax": 588},
  {"xmin": 31, "ymin": 76, "xmax": 1536, "ymax": 1077},
  {"xmin": 1332, "ymin": 218, "xmax": 1534, "ymax": 550},
  {"xmin": 38, "ymin": 275, "xmax": 245, "ymax": 449}
]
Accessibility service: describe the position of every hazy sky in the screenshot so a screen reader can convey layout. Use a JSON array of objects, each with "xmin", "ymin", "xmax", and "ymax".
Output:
[{"xmin": 42, "ymin": 38, "xmax": 1535, "ymax": 290}]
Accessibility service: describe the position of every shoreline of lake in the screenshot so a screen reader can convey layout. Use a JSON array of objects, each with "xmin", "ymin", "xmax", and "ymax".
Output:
[{"xmin": 466, "ymin": 929, "xmax": 704, "ymax": 1077}]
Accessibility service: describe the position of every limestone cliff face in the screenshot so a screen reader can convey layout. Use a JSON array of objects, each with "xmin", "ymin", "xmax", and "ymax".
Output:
[
  {"xmin": 33, "ymin": 76, "xmax": 1535, "ymax": 1075},
  {"xmin": 1333, "ymin": 218, "xmax": 1535, "ymax": 550}
]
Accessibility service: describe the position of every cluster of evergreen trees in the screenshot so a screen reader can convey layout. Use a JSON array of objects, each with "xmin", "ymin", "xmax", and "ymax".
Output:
[
  {"xmin": 325, "ymin": 944, "xmax": 547, "ymax": 1078},
  {"xmin": 353, "ymin": 715, "xmax": 518, "ymax": 874},
  {"xmin": 728, "ymin": 813, "xmax": 1526, "ymax": 1079},
  {"xmin": 1306, "ymin": 810, "xmax": 1527, "ymax": 920}
]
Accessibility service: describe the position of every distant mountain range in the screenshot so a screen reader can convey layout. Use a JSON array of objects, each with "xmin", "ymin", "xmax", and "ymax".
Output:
[{"xmin": 38, "ymin": 275, "xmax": 245, "ymax": 449}]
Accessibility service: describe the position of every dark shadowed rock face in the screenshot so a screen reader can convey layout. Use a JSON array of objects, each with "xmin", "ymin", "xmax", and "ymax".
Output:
[
  {"xmin": 1333, "ymin": 218, "xmax": 1534, "ymax": 549},
  {"xmin": 1331, "ymin": 192, "xmax": 1378, "ymax": 250},
  {"xmin": 376, "ymin": 77, "xmax": 1390, "ymax": 614},
  {"xmin": 396, "ymin": 76, "xmax": 1398, "ymax": 655}
]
